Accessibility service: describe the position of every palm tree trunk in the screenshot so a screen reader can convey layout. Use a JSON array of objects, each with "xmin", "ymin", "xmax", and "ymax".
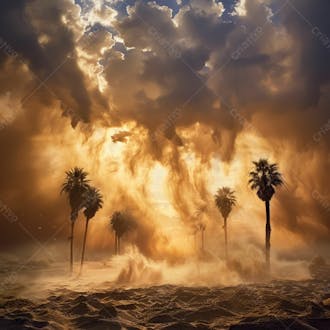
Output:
[
  {"xmin": 80, "ymin": 219, "xmax": 90, "ymax": 274},
  {"xmin": 265, "ymin": 200, "xmax": 271, "ymax": 273},
  {"xmin": 70, "ymin": 221, "xmax": 74, "ymax": 274},
  {"xmin": 224, "ymin": 217, "xmax": 228, "ymax": 260},
  {"xmin": 118, "ymin": 236, "xmax": 121, "ymax": 254}
]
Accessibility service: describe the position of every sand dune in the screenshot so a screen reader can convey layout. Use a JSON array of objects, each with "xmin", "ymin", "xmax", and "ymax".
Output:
[{"xmin": 0, "ymin": 279, "xmax": 329, "ymax": 329}]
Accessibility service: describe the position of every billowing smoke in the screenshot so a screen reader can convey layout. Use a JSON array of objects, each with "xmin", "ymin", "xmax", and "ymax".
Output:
[{"xmin": 0, "ymin": 0, "xmax": 329, "ymax": 278}]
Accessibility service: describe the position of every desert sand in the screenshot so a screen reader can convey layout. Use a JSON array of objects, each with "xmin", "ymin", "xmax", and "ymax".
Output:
[{"xmin": 1, "ymin": 273, "xmax": 329, "ymax": 329}]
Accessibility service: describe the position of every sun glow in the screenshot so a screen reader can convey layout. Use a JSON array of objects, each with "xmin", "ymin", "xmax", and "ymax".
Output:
[{"xmin": 26, "ymin": 105, "xmax": 311, "ymax": 274}]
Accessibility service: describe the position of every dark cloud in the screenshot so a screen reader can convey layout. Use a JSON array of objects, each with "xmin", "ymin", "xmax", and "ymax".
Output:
[{"xmin": 0, "ymin": 0, "xmax": 329, "ymax": 260}]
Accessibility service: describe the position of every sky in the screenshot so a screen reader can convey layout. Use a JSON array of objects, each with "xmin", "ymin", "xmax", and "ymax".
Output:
[{"xmin": 0, "ymin": 0, "xmax": 329, "ymax": 269}]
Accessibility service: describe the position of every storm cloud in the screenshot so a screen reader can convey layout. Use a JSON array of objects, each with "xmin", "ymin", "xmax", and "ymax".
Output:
[{"xmin": 0, "ymin": 0, "xmax": 329, "ymax": 264}]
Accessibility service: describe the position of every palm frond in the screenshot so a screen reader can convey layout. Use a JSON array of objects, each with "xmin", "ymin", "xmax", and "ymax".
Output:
[
  {"xmin": 82, "ymin": 186, "xmax": 103, "ymax": 220},
  {"xmin": 214, "ymin": 186, "xmax": 236, "ymax": 219},
  {"xmin": 248, "ymin": 159, "xmax": 283, "ymax": 201},
  {"xmin": 61, "ymin": 167, "xmax": 91, "ymax": 221},
  {"xmin": 110, "ymin": 211, "xmax": 134, "ymax": 237}
]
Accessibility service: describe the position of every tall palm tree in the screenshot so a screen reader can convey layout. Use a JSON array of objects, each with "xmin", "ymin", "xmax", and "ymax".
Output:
[
  {"xmin": 249, "ymin": 159, "xmax": 283, "ymax": 272},
  {"xmin": 110, "ymin": 211, "xmax": 132, "ymax": 254},
  {"xmin": 61, "ymin": 167, "xmax": 90, "ymax": 273},
  {"xmin": 80, "ymin": 186, "xmax": 103, "ymax": 273},
  {"xmin": 214, "ymin": 187, "xmax": 236, "ymax": 260}
]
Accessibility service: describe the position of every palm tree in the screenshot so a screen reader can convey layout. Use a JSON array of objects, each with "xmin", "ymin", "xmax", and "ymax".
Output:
[
  {"xmin": 214, "ymin": 187, "xmax": 236, "ymax": 260},
  {"xmin": 80, "ymin": 186, "xmax": 103, "ymax": 273},
  {"xmin": 249, "ymin": 159, "xmax": 283, "ymax": 272},
  {"xmin": 193, "ymin": 206, "xmax": 207, "ymax": 251},
  {"xmin": 110, "ymin": 211, "xmax": 121, "ymax": 254},
  {"xmin": 110, "ymin": 211, "xmax": 132, "ymax": 254},
  {"xmin": 61, "ymin": 167, "xmax": 90, "ymax": 273}
]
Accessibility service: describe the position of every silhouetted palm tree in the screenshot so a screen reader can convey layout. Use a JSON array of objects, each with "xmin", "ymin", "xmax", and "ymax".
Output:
[
  {"xmin": 249, "ymin": 159, "xmax": 283, "ymax": 272},
  {"xmin": 193, "ymin": 206, "xmax": 207, "ymax": 251},
  {"xmin": 80, "ymin": 186, "xmax": 103, "ymax": 273},
  {"xmin": 110, "ymin": 211, "xmax": 133, "ymax": 254},
  {"xmin": 215, "ymin": 187, "xmax": 236, "ymax": 260},
  {"xmin": 61, "ymin": 167, "xmax": 90, "ymax": 273},
  {"xmin": 110, "ymin": 211, "xmax": 121, "ymax": 254}
]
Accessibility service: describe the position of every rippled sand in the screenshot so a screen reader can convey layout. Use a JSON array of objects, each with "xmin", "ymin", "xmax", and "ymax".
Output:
[{"xmin": 1, "ymin": 279, "xmax": 329, "ymax": 329}]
